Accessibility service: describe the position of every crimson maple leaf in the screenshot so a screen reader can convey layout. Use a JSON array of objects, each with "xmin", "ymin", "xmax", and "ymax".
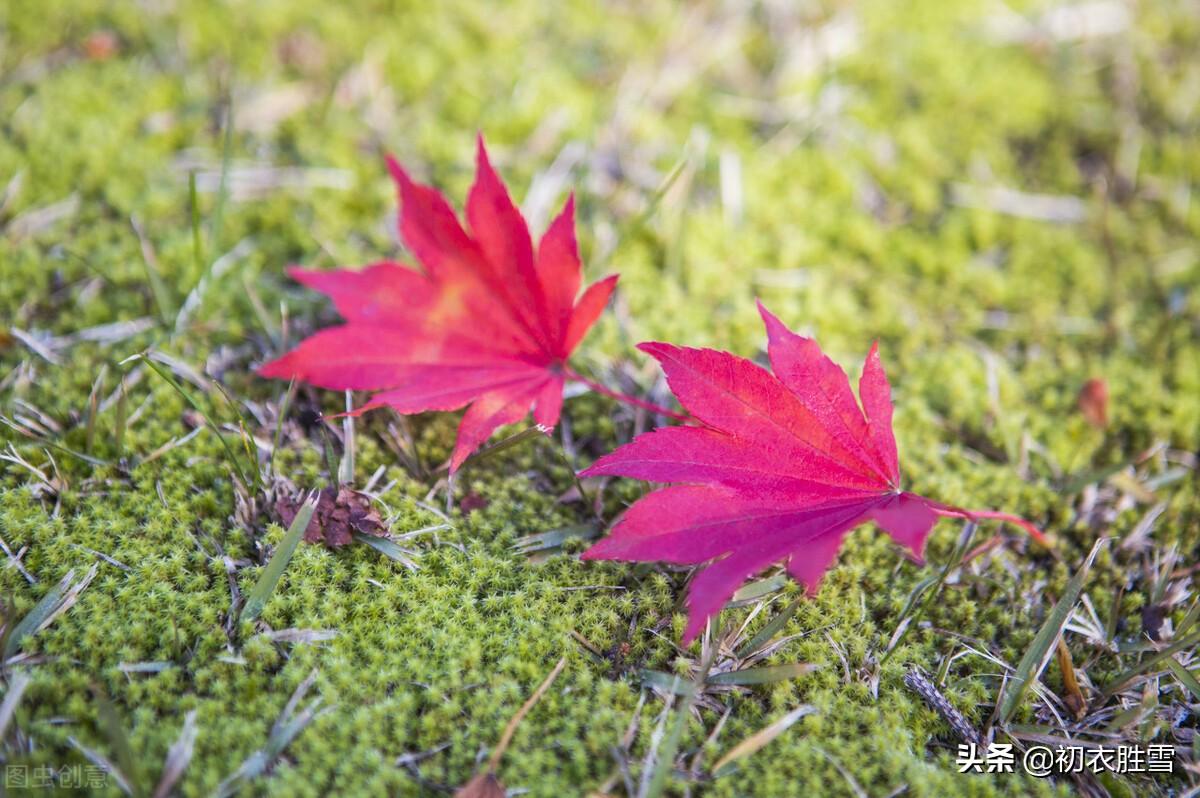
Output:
[
  {"xmin": 259, "ymin": 138, "xmax": 617, "ymax": 471},
  {"xmin": 580, "ymin": 302, "xmax": 1047, "ymax": 643}
]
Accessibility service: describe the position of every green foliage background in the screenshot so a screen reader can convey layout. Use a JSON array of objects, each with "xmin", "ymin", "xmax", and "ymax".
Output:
[{"xmin": 0, "ymin": 0, "xmax": 1197, "ymax": 795}]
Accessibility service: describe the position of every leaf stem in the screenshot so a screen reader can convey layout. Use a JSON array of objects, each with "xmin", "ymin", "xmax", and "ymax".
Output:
[
  {"xmin": 928, "ymin": 502, "xmax": 1050, "ymax": 547},
  {"xmin": 562, "ymin": 366, "xmax": 690, "ymax": 423}
]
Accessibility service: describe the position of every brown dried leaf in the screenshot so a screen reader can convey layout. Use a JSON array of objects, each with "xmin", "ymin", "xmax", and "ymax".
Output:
[
  {"xmin": 1078, "ymin": 377, "xmax": 1109, "ymax": 428},
  {"xmin": 1055, "ymin": 638, "xmax": 1088, "ymax": 721},
  {"xmin": 83, "ymin": 30, "xmax": 120, "ymax": 61},
  {"xmin": 275, "ymin": 488, "xmax": 387, "ymax": 548},
  {"xmin": 455, "ymin": 773, "xmax": 504, "ymax": 798},
  {"xmin": 459, "ymin": 492, "xmax": 490, "ymax": 514}
]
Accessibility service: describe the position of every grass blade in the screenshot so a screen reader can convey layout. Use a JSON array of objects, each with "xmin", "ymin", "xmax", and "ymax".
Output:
[
  {"xmin": 1164, "ymin": 658, "xmax": 1200, "ymax": 703},
  {"xmin": 640, "ymin": 670, "xmax": 696, "ymax": 697},
  {"xmin": 152, "ymin": 710, "xmax": 198, "ymax": 798},
  {"xmin": 131, "ymin": 214, "xmax": 174, "ymax": 324},
  {"xmin": 711, "ymin": 704, "xmax": 817, "ymax": 776},
  {"xmin": 114, "ymin": 377, "xmax": 128, "ymax": 460},
  {"xmin": 0, "ymin": 670, "xmax": 31, "ymax": 739},
  {"xmin": 449, "ymin": 426, "xmax": 546, "ymax": 474},
  {"xmin": 214, "ymin": 668, "xmax": 329, "ymax": 798},
  {"xmin": 319, "ymin": 427, "xmax": 340, "ymax": 491},
  {"xmin": 1175, "ymin": 598, "xmax": 1200, "ymax": 638},
  {"xmin": 727, "ymin": 574, "xmax": 788, "ymax": 606},
  {"xmin": 241, "ymin": 496, "xmax": 316, "ymax": 624},
  {"xmin": 68, "ymin": 736, "xmax": 134, "ymax": 796},
  {"xmin": 85, "ymin": 364, "xmax": 107, "ymax": 455},
  {"xmin": 353, "ymin": 533, "xmax": 419, "ymax": 571},
  {"xmin": 189, "ymin": 171, "xmax": 204, "ymax": 278},
  {"xmin": 1100, "ymin": 630, "xmax": 1200, "ymax": 701},
  {"xmin": 997, "ymin": 539, "xmax": 1105, "ymax": 723},
  {"xmin": 268, "ymin": 378, "xmax": 297, "ymax": 476},
  {"xmin": 209, "ymin": 100, "xmax": 234, "ymax": 257},
  {"xmin": 706, "ymin": 663, "xmax": 818, "ymax": 686},
  {"xmin": 512, "ymin": 524, "xmax": 600, "ymax": 556},
  {"xmin": 210, "ymin": 379, "xmax": 262, "ymax": 493},
  {"xmin": 736, "ymin": 597, "xmax": 802, "ymax": 658},
  {"xmin": 882, "ymin": 523, "xmax": 978, "ymax": 665},
  {"xmin": 131, "ymin": 353, "xmax": 254, "ymax": 490},
  {"xmin": 641, "ymin": 627, "xmax": 721, "ymax": 798},
  {"xmin": 4, "ymin": 565, "xmax": 98, "ymax": 661},
  {"xmin": 93, "ymin": 686, "xmax": 141, "ymax": 794},
  {"xmin": 642, "ymin": 684, "xmax": 689, "ymax": 798}
]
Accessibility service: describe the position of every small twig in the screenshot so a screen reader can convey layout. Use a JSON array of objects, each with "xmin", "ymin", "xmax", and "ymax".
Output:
[
  {"xmin": 814, "ymin": 745, "xmax": 867, "ymax": 798},
  {"xmin": 569, "ymin": 630, "xmax": 604, "ymax": 659},
  {"xmin": 903, "ymin": 668, "xmax": 985, "ymax": 747},
  {"xmin": 70, "ymin": 544, "xmax": 132, "ymax": 573},
  {"xmin": 487, "ymin": 656, "xmax": 568, "ymax": 772},
  {"xmin": 0, "ymin": 535, "xmax": 36, "ymax": 584}
]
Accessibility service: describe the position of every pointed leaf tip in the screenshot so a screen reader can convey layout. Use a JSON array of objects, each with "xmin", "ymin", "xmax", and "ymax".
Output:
[
  {"xmin": 562, "ymin": 274, "xmax": 619, "ymax": 354},
  {"xmin": 385, "ymin": 153, "xmax": 407, "ymax": 186},
  {"xmin": 755, "ymin": 299, "xmax": 782, "ymax": 329},
  {"xmin": 635, "ymin": 340, "xmax": 672, "ymax": 358},
  {"xmin": 756, "ymin": 301, "xmax": 796, "ymax": 351}
]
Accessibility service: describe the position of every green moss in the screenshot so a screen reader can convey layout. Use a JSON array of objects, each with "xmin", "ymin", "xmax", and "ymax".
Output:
[{"xmin": 1, "ymin": 0, "xmax": 1197, "ymax": 795}]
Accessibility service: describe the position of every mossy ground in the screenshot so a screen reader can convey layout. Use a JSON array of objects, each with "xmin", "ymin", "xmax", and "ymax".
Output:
[{"xmin": 1, "ymin": 0, "xmax": 1198, "ymax": 795}]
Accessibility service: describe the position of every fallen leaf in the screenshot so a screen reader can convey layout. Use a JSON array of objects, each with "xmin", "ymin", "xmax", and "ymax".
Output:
[
  {"xmin": 581, "ymin": 302, "xmax": 1047, "ymax": 643},
  {"xmin": 259, "ymin": 137, "xmax": 617, "ymax": 471},
  {"xmin": 455, "ymin": 773, "xmax": 504, "ymax": 798},
  {"xmin": 1077, "ymin": 377, "xmax": 1108, "ymax": 428},
  {"xmin": 275, "ymin": 487, "xmax": 388, "ymax": 548},
  {"xmin": 458, "ymin": 492, "xmax": 490, "ymax": 514},
  {"xmin": 83, "ymin": 30, "xmax": 119, "ymax": 61}
]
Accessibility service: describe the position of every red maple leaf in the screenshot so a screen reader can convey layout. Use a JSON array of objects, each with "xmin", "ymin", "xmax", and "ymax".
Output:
[
  {"xmin": 258, "ymin": 138, "xmax": 618, "ymax": 471},
  {"xmin": 580, "ymin": 302, "xmax": 1047, "ymax": 643}
]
